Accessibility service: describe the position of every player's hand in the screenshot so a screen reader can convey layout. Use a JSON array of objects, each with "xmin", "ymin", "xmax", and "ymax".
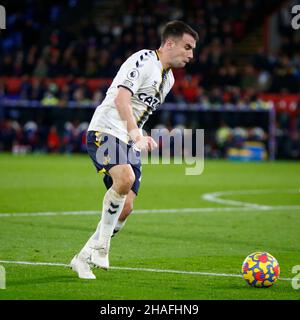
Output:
[{"xmin": 134, "ymin": 135, "xmax": 157, "ymax": 151}]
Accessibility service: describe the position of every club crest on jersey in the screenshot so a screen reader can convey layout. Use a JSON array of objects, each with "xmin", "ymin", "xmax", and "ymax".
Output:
[
  {"xmin": 127, "ymin": 68, "xmax": 140, "ymax": 81},
  {"xmin": 138, "ymin": 93, "xmax": 160, "ymax": 109}
]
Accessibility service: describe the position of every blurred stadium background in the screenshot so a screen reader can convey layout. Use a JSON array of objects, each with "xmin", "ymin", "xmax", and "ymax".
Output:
[{"xmin": 1, "ymin": 0, "xmax": 300, "ymax": 161}]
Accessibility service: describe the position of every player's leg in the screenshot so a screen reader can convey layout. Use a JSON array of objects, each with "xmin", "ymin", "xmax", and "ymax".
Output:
[
  {"xmin": 96, "ymin": 145, "xmax": 141, "ymax": 237},
  {"xmin": 70, "ymin": 131, "xmax": 103, "ymax": 279},
  {"xmin": 112, "ymin": 151, "xmax": 141, "ymax": 235},
  {"xmin": 71, "ymin": 132, "xmax": 137, "ymax": 277},
  {"xmin": 84, "ymin": 188, "xmax": 136, "ymax": 250},
  {"xmin": 82, "ymin": 189, "xmax": 135, "ymax": 244},
  {"xmin": 71, "ymin": 131, "xmax": 133, "ymax": 278},
  {"xmin": 88, "ymin": 153, "xmax": 141, "ymax": 268},
  {"xmin": 112, "ymin": 189, "xmax": 136, "ymax": 236},
  {"xmin": 86, "ymin": 165, "xmax": 135, "ymax": 270},
  {"xmin": 71, "ymin": 165, "xmax": 133, "ymax": 278},
  {"xmin": 80, "ymin": 164, "xmax": 135, "ymax": 270}
]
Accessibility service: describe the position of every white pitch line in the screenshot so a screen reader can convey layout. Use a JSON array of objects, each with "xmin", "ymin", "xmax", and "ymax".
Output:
[
  {"xmin": 1, "ymin": 205, "xmax": 300, "ymax": 218},
  {"xmin": 203, "ymin": 191, "xmax": 268, "ymax": 209},
  {"xmin": 0, "ymin": 260, "xmax": 292, "ymax": 281},
  {"xmin": 0, "ymin": 211, "xmax": 100, "ymax": 218},
  {"xmin": 202, "ymin": 189, "xmax": 300, "ymax": 209},
  {"xmin": 1, "ymin": 188, "xmax": 299, "ymax": 218},
  {"xmin": 0, "ymin": 260, "xmax": 67, "ymax": 267}
]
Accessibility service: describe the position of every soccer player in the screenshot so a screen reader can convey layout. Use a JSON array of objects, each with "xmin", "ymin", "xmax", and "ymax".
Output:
[{"xmin": 70, "ymin": 20, "xmax": 198, "ymax": 279}]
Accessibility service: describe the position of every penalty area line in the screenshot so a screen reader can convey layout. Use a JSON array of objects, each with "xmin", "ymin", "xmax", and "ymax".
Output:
[{"xmin": 0, "ymin": 260, "xmax": 292, "ymax": 281}]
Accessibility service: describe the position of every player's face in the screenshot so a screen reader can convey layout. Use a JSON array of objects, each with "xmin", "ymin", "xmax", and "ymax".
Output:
[{"xmin": 169, "ymin": 33, "xmax": 196, "ymax": 68}]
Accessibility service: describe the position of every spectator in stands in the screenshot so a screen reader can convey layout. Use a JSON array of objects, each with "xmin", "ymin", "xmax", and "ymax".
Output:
[
  {"xmin": 240, "ymin": 64, "xmax": 258, "ymax": 90},
  {"xmin": 231, "ymin": 127, "xmax": 248, "ymax": 148},
  {"xmin": 0, "ymin": 79, "xmax": 6, "ymax": 99},
  {"xmin": 23, "ymin": 121, "xmax": 38, "ymax": 151},
  {"xmin": 288, "ymin": 130, "xmax": 300, "ymax": 159},
  {"xmin": 33, "ymin": 58, "xmax": 48, "ymax": 77},
  {"xmin": 47, "ymin": 125, "xmax": 60, "ymax": 153},
  {"xmin": 41, "ymin": 91, "xmax": 59, "ymax": 106},
  {"xmin": 30, "ymin": 78, "xmax": 46, "ymax": 101},
  {"xmin": 41, "ymin": 83, "xmax": 59, "ymax": 106},
  {"xmin": 0, "ymin": 119, "xmax": 17, "ymax": 151},
  {"xmin": 216, "ymin": 121, "xmax": 232, "ymax": 157}
]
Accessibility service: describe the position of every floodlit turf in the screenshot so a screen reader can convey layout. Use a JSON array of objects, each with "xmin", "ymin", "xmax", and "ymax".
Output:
[{"xmin": 0, "ymin": 153, "xmax": 299, "ymax": 300}]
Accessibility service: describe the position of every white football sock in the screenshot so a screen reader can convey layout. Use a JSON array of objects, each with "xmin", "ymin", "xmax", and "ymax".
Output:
[
  {"xmin": 113, "ymin": 219, "xmax": 127, "ymax": 234},
  {"xmin": 78, "ymin": 224, "xmax": 100, "ymax": 259},
  {"xmin": 79, "ymin": 188, "xmax": 126, "ymax": 257},
  {"xmin": 83, "ymin": 216, "xmax": 127, "ymax": 247},
  {"xmin": 99, "ymin": 187, "xmax": 126, "ymax": 242}
]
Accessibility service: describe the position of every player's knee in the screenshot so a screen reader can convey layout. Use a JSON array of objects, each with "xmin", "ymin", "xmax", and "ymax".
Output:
[
  {"xmin": 110, "ymin": 165, "xmax": 135, "ymax": 195},
  {"xmin": 122, "ymin": 172, "xmax": 135, "ymax": 190},
  {"xmin": 114, "ymin": 172, "xmax": 135, "ymax": 195}
]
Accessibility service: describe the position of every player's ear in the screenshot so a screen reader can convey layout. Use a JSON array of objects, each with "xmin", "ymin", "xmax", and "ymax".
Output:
[{"xmin": 165, "ymin": 38, "xmax": 175, "ymax": 50}]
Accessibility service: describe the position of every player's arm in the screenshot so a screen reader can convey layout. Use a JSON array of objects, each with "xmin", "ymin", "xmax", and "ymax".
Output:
[
  {"xmin": 114, "ymin": 87, "xmax": 141, "ymax": 141},
  {"xmin": 114, "ymin": 87, "xmax": 157, "ymax": 151}
]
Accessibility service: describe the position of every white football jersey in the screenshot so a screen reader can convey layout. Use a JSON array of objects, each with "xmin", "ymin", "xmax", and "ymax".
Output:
[{"xmin": 88, "ymin": 49, "xmax": 175, "ymax": 143}]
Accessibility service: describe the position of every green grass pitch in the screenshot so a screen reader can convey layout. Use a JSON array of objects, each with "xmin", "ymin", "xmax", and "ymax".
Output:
[{"xmin": 0, "ymin": 154, "xmax": 299, "ymax": 300}]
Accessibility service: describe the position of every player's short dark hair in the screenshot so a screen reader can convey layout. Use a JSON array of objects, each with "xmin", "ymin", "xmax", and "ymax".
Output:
[{"xmin": 161, "ymin": 21, "xmax": 199, "ymax": 44}]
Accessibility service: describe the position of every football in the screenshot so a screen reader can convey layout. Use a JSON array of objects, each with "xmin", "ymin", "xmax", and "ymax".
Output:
[{"xmin": 242, "ymin": 252, "xmax": 280, "ymax": 288}]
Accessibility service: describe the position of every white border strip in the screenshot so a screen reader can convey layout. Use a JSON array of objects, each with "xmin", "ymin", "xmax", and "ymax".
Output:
[{"xmin": 0, "ymin": 260, "xmax": 292, "ymax": 281}]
